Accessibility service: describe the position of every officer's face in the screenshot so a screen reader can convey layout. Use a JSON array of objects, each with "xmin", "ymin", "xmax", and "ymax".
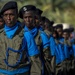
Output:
[
  {"xmin": 39, "ymin": 20, "xmax": 44, "ymax": 29},
  {"xmin": 44, "ymin": 22, "xmax": 52, "ymax": 31},
  {"xmin": 35, "ymin": 15, "xmax": 41, "ymax": 27},
  {"xmin": 70, "ymin": 33, "xmax": 74, "ymax": 39},
  {"xmin": 23, "ymin": 11, "xmax": 35, "ymax": 29},
  {"xmin": 3, "ymin": 9, "xmax": 17, "ymax": 27},
  {"xmin": 57, "ymin": 28, "xmax": 62, "ymax": 37},
  {"xmin": 63, "ymin": 32, "xmax": 69, "ymax": 39}
]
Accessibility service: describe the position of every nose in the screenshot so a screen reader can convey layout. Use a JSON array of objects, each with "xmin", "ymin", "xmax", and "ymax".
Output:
[
  {"xmin": 26, "ymin": 17, "xmax": 29, "ymax": 22},
  {"xmin": 7, "ymin": 15, "xmax": 11, "ymax": 20}
]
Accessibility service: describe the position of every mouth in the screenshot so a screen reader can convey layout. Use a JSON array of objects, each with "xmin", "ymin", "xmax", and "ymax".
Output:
[
  {"xmin": 26, "ymin": 22, "xmax": 30, "ymax": 25},
  {"xmin": 6, "ymin": 20, "xmax": 12, "ymax": 23}
]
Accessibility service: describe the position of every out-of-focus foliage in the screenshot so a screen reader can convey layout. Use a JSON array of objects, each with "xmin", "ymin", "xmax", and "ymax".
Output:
[{"xmin": 0, "ymin": 0, "xmax": 75, "ymax": 27}]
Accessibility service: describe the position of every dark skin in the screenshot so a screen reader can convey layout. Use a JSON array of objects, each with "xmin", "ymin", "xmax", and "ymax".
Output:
[
  {"xmin": 52, "ymin": 30, "xmax": 59, "ymax": 39},
  {"xmin": 0, "ymin": 18, "xmax": 4, "ymax": 28},
  {"xmin": 69, "ymin": 32, "xmax": 74, "ymax": 39},
  {"xmin": 39, "ymin": 20, "xmax": 44, "ymax": 30},
  {"xmin": 3, "ymin": 9, "xmax": 18, "ymax": 27},
  {"xmin": 44, "ymin": 22, "xmax": 52, "ymax": 31},
  {"xmin": 53, "ymin": 32, "xmax": 57, "ymax": 38},
  {"xmin": 35, "ymin": 14, "xmax": 41, "ymax": 27},
  {"xmin": 23, "ymin": 11, "xmax": 35, "ymax": 30},
  {"xmin": 56, "ymin": 28, "xmax": 63, "ymax": 37},
  {"xmin": 63, "ymin": 32, "xmax": 69, "ymax": 40}
]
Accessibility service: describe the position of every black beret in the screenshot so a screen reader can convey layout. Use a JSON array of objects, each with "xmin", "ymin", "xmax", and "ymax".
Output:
[
  {"xmin": 50, "ymin": 21, "xmax": 54, "ymax": 26},
  {"xmin": 19, "ymin": 5, "xmax": 36, "ymax": 19},
  {"xmin": 53, "ymin": 25, "xmax": 57, "ymax": 28},
  {"xmin": 69, "ymin": 27, "xmax": 74, "ymax": 32},
  {"xmin": 41, "ymin": 16, "xmax": 46, "ymax": 21},
  {"xmin": 1, "ymin": 1, "xmax": 18, "ymax": 15},
  {"xmin": 45, "ymin": 18, "xmax": 54, "ymax": 26},
  {"xmin": 63, "ymin": 29, "xmax": 69, "ymax": 33},
  {"xmin": 56, "ymin": 24, "xmax": 63, "ymax": 29},
  {"xmin": 41, "ymin": 16, "xmax": 54, "ymax": 27},
  {"xmin": 35, "ymin": 8, "xmax": 43, "ymax": 15}
]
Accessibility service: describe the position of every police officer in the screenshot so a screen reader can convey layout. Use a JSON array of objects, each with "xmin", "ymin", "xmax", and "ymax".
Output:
[
  {"xmin": 56, "ymin": 24, "xmax": 64, "ymax": 42},
  {"xmin": 42, "ymin": 17, "xmax": 56, "ymax": 74},
  {"xmin": 51, "ymin": 29, "xmax": 65, "ymax": 75},
  {"xmin": 43, "ymin": 17, "xmax": 54, "ymax": 37},
  {"xmin": 19, "ymin": 5, "xmax": 51, "ymax": 75},
  {"xmin": 62, "ymin": 29, "xmax": 72, "ymax": 75},
  {"xmin": 69, "ymin": 27, "xmax": 74, "ymax": 43},
  {"xmin": 68, "ymin": 27, "xmax": 75, "ymax": 75},
  {"xmin": 0, "ymin": 1, "xmax": 41, "ymax": 75}
]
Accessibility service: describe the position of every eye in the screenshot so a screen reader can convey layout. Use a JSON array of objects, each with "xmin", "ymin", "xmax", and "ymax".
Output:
[
  {"xmin": 9, "ymin": 13, "xmax": 15, "ymax": 16},
  {"xmin": 23, "ymin": 16, "xmax": 27, "ymax": 19},
  {"xmin": 3, "ymin": 14, "xmax": 8, "ymax": 17},
  {"xmin": 29, "ymin": 16, "xmax": 33, "ymax": 18},
  {"xmin": 3, "ymin": 13, "xmax": 15, "ymax": 17}
]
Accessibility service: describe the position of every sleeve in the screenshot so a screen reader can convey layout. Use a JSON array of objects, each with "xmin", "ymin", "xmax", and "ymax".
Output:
[
  {"xmin": 72, "ymin": 44, "xmax": 75, "ymax": 57},
  {"xmin": 49, "ymin": 37, "xmax": 56, "ymax": 56},
  {"xmin": 40, "ymin": 31, "xmax": 56, "ymax": 74},
  {"xmin": 49, "ymin": 37, "xmax": 56, "ymax": 73},
  {"xmin": 30, "ymin": 55, "xmax": 42, "ymax": 75},
  {"xmin": 63, "ymin": 44, "xmax": 70, "ymax": 59},
  {"xmin": 40, "ymin": 31, "xmax": 50, "ymax": 58},
  {"xmin": 24, "ymin": 31, "xmax": 42, "ymax": 75},
  {"xmin": 40, "ymin": 31, "xmax": 49, "ymax": 49}
]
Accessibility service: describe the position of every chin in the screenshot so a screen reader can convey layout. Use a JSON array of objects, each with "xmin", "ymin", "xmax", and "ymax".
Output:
[
  {"xmin": 6, "ymin": 24, "xmax": 14, "ymax": 27},
  {"xmin": 26, "ymin": 25, "xmax": 30, "ymax": 27}
]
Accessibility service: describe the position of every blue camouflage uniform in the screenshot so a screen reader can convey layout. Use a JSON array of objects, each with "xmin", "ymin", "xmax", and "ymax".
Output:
[
  {"xmin": 0, "ymin": 22, "xmax": 40, "ymax": 75},
  {"xmin": 24, "ymin": 25, "xmax": 50, "ymax": 75}
]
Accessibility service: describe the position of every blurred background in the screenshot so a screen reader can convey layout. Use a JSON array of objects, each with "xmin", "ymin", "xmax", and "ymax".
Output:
[{"xmin": 0, "ymin": 0, "xmax": 75, "ymax": 27}]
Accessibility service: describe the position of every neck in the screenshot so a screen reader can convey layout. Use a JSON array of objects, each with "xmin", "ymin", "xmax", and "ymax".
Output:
[{"xmin": 28, "ymin": 26, "xmax": 35, "ymax": 30}]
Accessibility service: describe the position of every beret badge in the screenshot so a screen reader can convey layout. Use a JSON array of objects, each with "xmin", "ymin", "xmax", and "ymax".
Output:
[{"xmin": 23, "ymin": 7, "xmax": 27, "ymax": 11}]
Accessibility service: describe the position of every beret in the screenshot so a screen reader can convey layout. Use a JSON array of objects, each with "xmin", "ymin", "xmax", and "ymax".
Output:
[
  {"xmin": 69, "ymin": 27, "xmax": 74, "ymax": 32},
  {"xmin": 41, "ymin": 16, "xmax": 54, "ymax": 26},
  {"xmin": 1, "ymin": 1, "xmax": 18, "ymax": 15},
  {"xmin": 56, "ymin": 24, "xmax": 63, "ymax": 29},
  {"xmin": 35, "ymin": 8, "xmax": 43, "ymax": 15},
  {"xmin": 45, "ymin": 18, "xmax": 54, "ymax": 26},
  {"xmin": 41, "ymin": 16, "xmax": 46, "ymax": 21},
  {"xmin": 63, "ymin": 29, "xmax": 69, "ymax": 33},
  {"xmin": 19, "ymin": 5, "xmax": 36, "ymax": 19}
]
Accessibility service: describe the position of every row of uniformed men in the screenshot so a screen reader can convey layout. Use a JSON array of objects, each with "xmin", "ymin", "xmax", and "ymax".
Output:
[
  {"xmin": 41, "ymin": 16, "xmax": 75, "ymax": 75},
  {"xmin": 0, "ymin": 1, "xmax": 53, "ymax": 75},
  {"xmin": 0, "ymin": 1, "xmax": 75, "ymax": 75}
]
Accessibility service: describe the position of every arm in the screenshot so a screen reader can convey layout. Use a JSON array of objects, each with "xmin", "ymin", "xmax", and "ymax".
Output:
[
  {"xmin": 40, "ymin": 31, "xmax": 50, "ymax": 58},
  {"xmin": 24, "ymin": 31, "xmax": 42, "ymax": 75},
  {"xmin": 40, "ymin": 31, "xmax": 55, "ymax": 74}
]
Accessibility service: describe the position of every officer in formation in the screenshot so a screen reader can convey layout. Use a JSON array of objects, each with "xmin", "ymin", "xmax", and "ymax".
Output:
[
  {"xmin": 35, "ymin": 13, "xmax": 75, "ymax": 75},
  {"xmin": 19, "ymin": 5, "xmax": 51, "ymax": 75},
  {"xmin": 52, "ymin": 25, "xmax": 75, "ymax": 75},
  {"xmin": 0, "ymin": 1, "xmax": 75, "ymax": 75},
  {"xmin": 0, "ymin": 1, "xmax": 41, "ymax": 75}
]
